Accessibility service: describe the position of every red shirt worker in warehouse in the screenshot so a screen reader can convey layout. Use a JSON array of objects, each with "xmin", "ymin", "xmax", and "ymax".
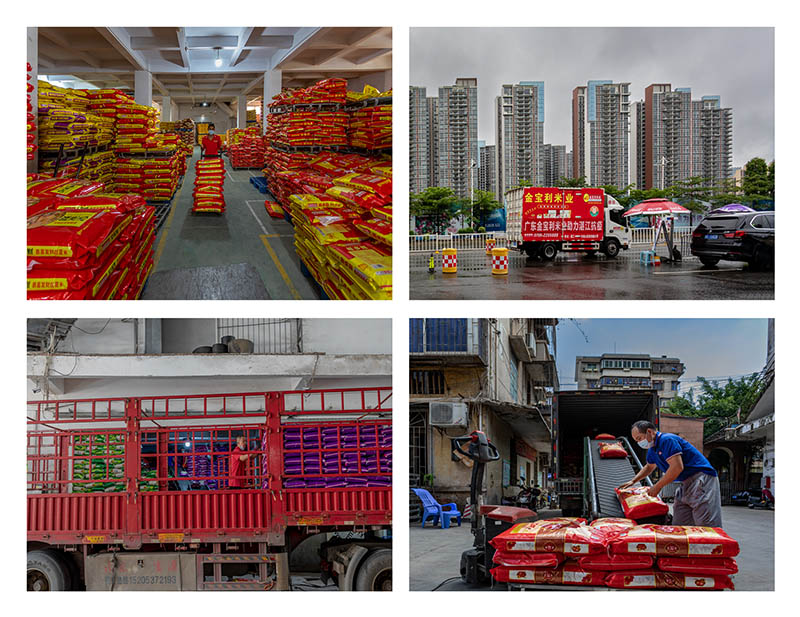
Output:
[
  {"xmin": 228, "ymin": 435, "xmax": 256, "ymax": 489},
  {"xmin": 201, "ymin": 126, "xmax": 222, "ymax": 158},
  {"xmin": 620, "ymin": 420, "xmax": 722, "ymax": 527}
]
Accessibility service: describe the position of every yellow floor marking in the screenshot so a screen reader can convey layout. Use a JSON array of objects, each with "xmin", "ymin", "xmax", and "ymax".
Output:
[{"xmin": 260, "ymin": 234, "xmax": 302, "ymax": 300}]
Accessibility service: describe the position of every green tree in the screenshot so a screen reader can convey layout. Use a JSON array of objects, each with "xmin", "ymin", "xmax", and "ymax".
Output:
[
  {"xmin": 741, "ymin": 157, "xmax": 771, "ymax": 200},
  {"xmin": 557, "ymin": 175, "xmax": 587, "ymax": 188},
  {"xmin": 673, "ymin": 176, "xmax": 711, "ymax": 213},
  {"xmin": 709, "ymin": 178, "xmax": 742, "ymax": 208},
  {"xmin": 666, "ymin": 374, "xmax": 762, "ymax": 439},
  {"xmin": 460, "ymin": 189, "xmax": 502, "ymax": 228},
  {"xmin": 599, "ymin": 184, "xmax": 635, "ymax": 208},
  {"xmin": 410, "ymin": 187, "xmax": 459, "ymax": 234},
  {"xmin": 767, "ymin": 161, "xmax": 775, "ymax": 199}
]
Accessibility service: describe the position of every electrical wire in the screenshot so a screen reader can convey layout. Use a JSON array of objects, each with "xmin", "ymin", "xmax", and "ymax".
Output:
[
  {"xmin": 431, "ymin": 575, "xmax": 462, "ymax": 591},
  {"xmin": 71, "ymin": 319, "xmax": 112, "ymax": 335}
]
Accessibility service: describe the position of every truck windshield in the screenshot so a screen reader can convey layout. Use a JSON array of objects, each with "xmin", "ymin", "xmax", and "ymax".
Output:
[{"xmin": 609, "ymin": 210, "xmax": 627, "ymax": 227}]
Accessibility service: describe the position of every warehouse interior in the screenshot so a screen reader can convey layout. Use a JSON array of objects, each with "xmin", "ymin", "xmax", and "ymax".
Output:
[{"xmin": 27, "ymin": 27, "xmax": 392, "ymax": 300}]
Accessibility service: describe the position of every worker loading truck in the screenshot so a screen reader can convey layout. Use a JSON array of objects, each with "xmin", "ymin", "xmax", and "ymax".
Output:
[{"xmin": 505, "ymin": 187, "xmax": 631, "ymax": 260}]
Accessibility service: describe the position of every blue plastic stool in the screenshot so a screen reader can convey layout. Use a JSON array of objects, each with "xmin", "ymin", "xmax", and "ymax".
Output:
[{"xmin": 639, "ymin": 250, "xmax": 656, "ymax": 265}]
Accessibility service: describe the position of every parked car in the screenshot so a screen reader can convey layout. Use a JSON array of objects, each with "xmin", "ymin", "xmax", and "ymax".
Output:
[
  {"xmin": 731, "ymin": 488, "xmax": 763, "ymax": 506},
  {"xmin": 690, "ymin": 211, "xmax": 774, "ymax": 270}
]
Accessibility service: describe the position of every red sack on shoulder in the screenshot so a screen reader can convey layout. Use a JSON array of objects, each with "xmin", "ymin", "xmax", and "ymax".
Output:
[
  {"xmin": 608, "ymin": 525, "xmax": 740, "ymax": 558},
  {"xmin": 657, "ymin": 557, "xmax": 738, "ymax": 575},
  {"xmin": 605, "ymin": 570, "xmax": 734, "ymax": 590},
  {"xmin": 615, "ymin": 486, "xmax": 669, "ymax": 519}
]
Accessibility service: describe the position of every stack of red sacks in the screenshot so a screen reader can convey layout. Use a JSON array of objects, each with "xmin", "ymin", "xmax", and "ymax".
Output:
[
  {"xmin": 268, "ymin": 78, "xmax": 347, "ymax": 107},
  {"xmin": 347, "ymin": 105, "xmax": 392, "ymax": 150},
  {"xmin": 113, "ymin": 103, "xmax": 160, "ymax": 153},
  {"xmin": 604, "ymin": 524, "xmax": 739, "ymax": 590},
  {"xmin": 228, "ymin": 134, "xmax": 267, "ymax": 168},
  {"xmin": 27, "ymin": 182, "xmax": 155, "ymax": 300},
  {"xmin": 489, "ymin": 518, "xmax": 609, "ymax": 587},
  {"xmin": 489, "ymin": 518, "xmax": 739, "ymax": 590},
  {"xmin": 111, "ymin": 154, "xmax": 181, "ymax": 202},
  {"xmin": 27, "ymin": 63, "xmax": 37, "ymax": 161},
  {"xmin": 266, "ymin": 111, "xmax": 349, "ymax": 149},
  {"xmin": 192, "ymin": 158, "xmax": 226, "ymax": 214}
]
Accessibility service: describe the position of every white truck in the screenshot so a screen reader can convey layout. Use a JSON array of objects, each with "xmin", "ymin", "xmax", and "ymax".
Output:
[{"xmin": 505, "ymin": 187, "xmax": 631, "ymax": 260}]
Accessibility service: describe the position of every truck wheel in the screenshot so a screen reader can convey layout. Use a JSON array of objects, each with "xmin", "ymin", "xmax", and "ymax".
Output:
[
  {"xmin": 602, "ymin": 239, "xmax": 620, "ymax": 258},
  {"xmin": 524, "ymin": 246, "xmax": 540, "ymax": 260},
  {"xmin": 540, "ymin": 243, "xmax": 557, "ymax": 261},
  {"xmin": 355, "ymin": 549, "xmax": 392, "ymax": 591},
  {"xmin": 27, "ymin": 550, "xmax": 69, "ymax": 591}
]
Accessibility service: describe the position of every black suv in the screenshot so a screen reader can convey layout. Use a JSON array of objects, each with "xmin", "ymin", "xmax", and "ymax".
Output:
[{"xmin": 690, "ymin": 211, "xmax": 774, "ymax": 270}]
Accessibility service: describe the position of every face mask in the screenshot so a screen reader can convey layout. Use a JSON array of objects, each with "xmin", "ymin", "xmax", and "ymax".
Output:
[
  {"xmin": 637, "ymin": 434, "xmax": 653, "ymax": 449},
  {"xmin": 208, "ymin": 131, "xmax": 215, "ymax": 136}
]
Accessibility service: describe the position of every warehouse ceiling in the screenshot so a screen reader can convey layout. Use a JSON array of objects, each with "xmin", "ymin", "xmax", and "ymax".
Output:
[{"xmin": 36, "ymin": 26, "xmax": 392, "ymax": 104}]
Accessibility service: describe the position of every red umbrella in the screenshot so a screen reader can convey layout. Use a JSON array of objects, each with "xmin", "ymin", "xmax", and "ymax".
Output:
[{"xmin": 623, "ymin": 198, "xmax": 691, "ymax": 217}]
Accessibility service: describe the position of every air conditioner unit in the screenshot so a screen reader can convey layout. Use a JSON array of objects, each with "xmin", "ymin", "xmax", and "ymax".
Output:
[{"xmin": 429, "ymin": 401, "xmax": 468, "ymax": 428}]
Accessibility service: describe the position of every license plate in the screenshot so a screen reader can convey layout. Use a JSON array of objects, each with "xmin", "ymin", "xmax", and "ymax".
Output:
[{"xmin": 706, "ymin": 234, "xmax": 718, "ymax": 240}]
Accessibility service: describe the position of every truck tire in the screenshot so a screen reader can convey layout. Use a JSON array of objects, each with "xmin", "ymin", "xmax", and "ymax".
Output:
[
  {"xmin": 602, "ymin": 239, "xmax": 620, "ymax": 258},
  {"xmin": 27, "ymin": 550, "xmax": 70, "ymax": 591},
  {"xmin": 524, "ymin": 246, "xmax": 540, "ymax": 260},
  {"xmin": 540, "ymin": 243, "xmax": 557, "ymax": 261},
  {"xmin": 354, "ymin": 549, "xmax": 392, "ymax": 591}
]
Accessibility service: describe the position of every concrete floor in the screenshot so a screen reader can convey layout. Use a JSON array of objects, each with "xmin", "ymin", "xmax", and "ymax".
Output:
[
  {"xmin": 409, "ymin": 505, "xmax": 774, "ymax": 591},
  {"xmin": 410, "ymin": 250, "xmax": 774, "ymax": 300},
  {"xmin": 141, "ymin": 148, "xmax": 320, "ymax": 300}
]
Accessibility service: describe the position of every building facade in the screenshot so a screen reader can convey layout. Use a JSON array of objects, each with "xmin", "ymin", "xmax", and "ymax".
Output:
[
  {"xmin": 426, "ymin": 96, "xmax": 439, "ymax": 188},
  {"xmin": 409, "ymin": 318, "xmax": 558, "ymax": 510},
  {"xmin": 574, "ymin": 353, "xmax": 685, "ymax": 409},
  {"xmin": 409, "ymin": 86, "xmax": 429, "ymax": 194},
  {"xmin": 495, "ymin": 82, "xmax": 545, "ymax": 200},
  {"xmin": 639, "ymin": 84, "xmax": 733, "ymax": 190},
  {"xmin": 479, "ymin": 143, "xmax": 497, "ymax": 196},
  {"xmin": 542, "ymin": 143, "xmax": 568, "ymax": 187},
  {"xmin": 437, "ymin": 78, "xmax": 479, "ymax": 199},
  {"xmin": 572, "ymin": 81, "xmax": 630, "ymax": 188}
]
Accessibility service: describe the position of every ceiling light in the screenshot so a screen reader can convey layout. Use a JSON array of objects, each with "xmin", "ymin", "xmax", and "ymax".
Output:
[{"xmin": 214, "ymin": 48, "xmax": 222, "ymax": 68}]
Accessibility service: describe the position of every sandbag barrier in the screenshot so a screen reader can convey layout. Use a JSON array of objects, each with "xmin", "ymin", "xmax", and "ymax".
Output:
[{"xmin": 489, "ymin": 518, "xmax": 739, "ymax": 590}]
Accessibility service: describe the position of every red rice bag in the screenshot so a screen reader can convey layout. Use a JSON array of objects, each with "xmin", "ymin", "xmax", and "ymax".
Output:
[
  {"xmin": 353, "ymin": 219, "xmax": 392, "ymax": 247},
  {"xmin": 27, "ymin": 243, "xmax": 130, "ymax": 299},
  {"xmin": 28, "ymin": 178, "xmax": 105, "ymax": 198},
  {"xmin": 615, "ymin": 486, "xmax": 669, "ymax": 519},
  {"xmin": 578, "ymin": 553, "xmax": 654, "ymax": 571},
  {"xmin": 491, "ymin": 551, "xmax": 564, "ymax": 568},
  {"xmin": 491, "ymin": 563, "xmax": 606, "ymax": 586},
  {"xmin": 264, "ymin": 199, "xmax": 285, "ymax": 219},
  {"xmin": 28, "ymin": 210, "xmax": 133, "ymax": 264},
  {"xmin": 599, "ymin": 441, "xmax": 628, "ymax": 458},
  {"xmin": 657, "ymin": 557, "xmax": 738, "ymax": 575},
  {"xmin": 490, "ymin": 520, "xmax": 605, "ymax": 555},
  {"xmin": 605, "ymin": 570, "xmax": 734, "ymax": 590},
  {"xmin": 333, "ymin": 173, "xmax": 392, "ymax": 200},
  {"xmin": 608, "ymin": 525, "xmax": 740, "ymax": 558}
]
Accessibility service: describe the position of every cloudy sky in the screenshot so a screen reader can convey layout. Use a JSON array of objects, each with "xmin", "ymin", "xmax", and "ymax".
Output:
[
  {"xmin": 410, "ymin": 28, "xmax": 774, "ymax": 168},
  {"xmin": 556, "ymin": 318, "xmax": 769, "ymax": 393}
]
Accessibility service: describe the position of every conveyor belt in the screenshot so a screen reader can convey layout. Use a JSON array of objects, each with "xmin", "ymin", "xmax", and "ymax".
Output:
[{"xmin": 585, "ymin": 437, "xmax": 651, "ymax": 518}]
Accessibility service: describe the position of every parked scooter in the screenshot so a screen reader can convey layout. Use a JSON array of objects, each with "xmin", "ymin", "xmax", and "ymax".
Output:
[{"xmin": 748, "ymin": 488, "xmax": 775, "ymax": 510}]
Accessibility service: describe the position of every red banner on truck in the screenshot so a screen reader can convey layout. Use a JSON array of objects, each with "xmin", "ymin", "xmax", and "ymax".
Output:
[{"xmin": 522, "ymin": 188, "xmax": 605, "ymax": 243}]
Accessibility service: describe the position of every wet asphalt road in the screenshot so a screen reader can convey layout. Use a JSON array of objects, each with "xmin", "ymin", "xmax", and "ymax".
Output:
[{"xmin": 409, "ymin": 250, "xmax": 774, "ymax": 300}]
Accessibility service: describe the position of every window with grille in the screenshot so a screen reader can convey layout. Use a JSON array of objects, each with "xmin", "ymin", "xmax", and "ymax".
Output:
[
  {"xmin": 215, "ymin": 319, "xmax": 302, "ymax": 354},
  {"xmin": 410, "ymin": 370, "xmax": 446, "ymax": 395}
]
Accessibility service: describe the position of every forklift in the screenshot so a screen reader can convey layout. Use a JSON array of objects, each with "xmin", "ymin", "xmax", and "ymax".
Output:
[{"xmin": 452, "ymin": 431, "xmax": 539, "ymax": 586}]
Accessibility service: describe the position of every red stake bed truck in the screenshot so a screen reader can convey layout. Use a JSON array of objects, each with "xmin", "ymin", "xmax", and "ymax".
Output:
[{"xmin": 27, "ymin": 388, "xmax": 392, "ymax": 591}]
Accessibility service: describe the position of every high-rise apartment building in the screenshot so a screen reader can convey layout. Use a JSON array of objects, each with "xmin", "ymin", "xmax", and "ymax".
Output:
[
  {"xmin": 572, "ymin": 81, "xmax": 630, "ymax": 188},
  {"xmin": 426, "ymin": 97, "xmax": 439, "ymax": 188},
  {"xmin": 437, "ymin": 78, "xmax": 479, "ymax": 199},
  {"xmin": 479, "ymin": 143, "xmax": 497, "ymax": 196},
  {"xmin": 409, "ymin": 86, "xmax": 429, "ymax": 194},
  {"xmin": 638, "ymin": 84, "xmax": 733, "ymax": 190},
  {"xmin": 495, "ymin": 82, "xmax": 545, "ymax": 200},
  {"xmin": 542, "ymin": 144, "xmax": 568, "ymax": 187}
]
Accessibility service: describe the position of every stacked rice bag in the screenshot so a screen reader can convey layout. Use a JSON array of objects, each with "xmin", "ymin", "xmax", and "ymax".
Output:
[
  {"xmin": 112, "ymin": 154, "xmax": 181, "ymax": 202},
  {"xmin": 72, "ymin": 433, "xmax": 126, "ymax": 493},
  {"xmin": 266, "ymin": 110, "xmax": 349, "ymax": 149},
  {"xmin": 281, "ymin": 423, "xmax": 391, "ymax": 489},
  {"xmin": 615, "ymin": 485, "xmax": 670, "ymax": 519},
  {"xmin": 192, "ymin": 158, "xmax": 226, "ymax": 213},
  {"xmin": 27, "ymin": 184, "xmax": 156, "ymax": 300},
  {"xmin": 269, "ymin": 78, "xmax": 347, "ymax": 107},
  {"xmin": 38, "ymin": 150, "xmax": 116, "ymax": 184},
  {"xmin": 348, "ymin": 105, "xmax": 392, "ymax": 150},
  {"xmin": 228, "ymin": 132, "xmax": 266, "ymax": 168},
  {"xmin": 27, "ymin": 64, "xmax": 37, "ymax": 161},
  {"xmin": 113, "ymin": 103, "xmax": 161, "ymax": 153}
]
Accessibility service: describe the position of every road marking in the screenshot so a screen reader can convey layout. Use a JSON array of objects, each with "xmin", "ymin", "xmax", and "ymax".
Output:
[
  {"xmin": 245, "ymin": 200, "xmax": 270, "ymax": 235},
  {"xmin": 151, "ymin": 175, "xmax": 187, "ymax": 272},
  {"xmin": 651, "ymin": 268, "xmax": 743, "ymax": 276},
  {"xmin": 260, "ymin": 234, "xmax": 302, "ymax": 300}
]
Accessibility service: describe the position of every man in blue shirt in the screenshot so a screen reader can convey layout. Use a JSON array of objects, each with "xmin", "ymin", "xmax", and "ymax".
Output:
[{"xmin": 620, "ymin": 420, "xmax": 722, "ymax": 527}]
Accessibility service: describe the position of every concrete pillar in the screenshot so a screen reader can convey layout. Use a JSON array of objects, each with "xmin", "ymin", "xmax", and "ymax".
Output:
[
  {"xmin": 262, "ymin": 69, "xmax": 282, "ymax": 136},
  {"xmin": 161, "ymin": 96, "xmax": 172, "ymax": 121},
  {"xmin": 134, "ymin": 70, "xmax": 153, "ymax": 107},
  {"xmin": 237, "ymin": 95, "xmax": 247, "ymax": 129},
  {"xmin": 171, "ymin": 100, "xmax": 179, "ymax": 122},
  {"xmin": 27, "ymin": 27, "xmax": 38, "ymax": 174}
]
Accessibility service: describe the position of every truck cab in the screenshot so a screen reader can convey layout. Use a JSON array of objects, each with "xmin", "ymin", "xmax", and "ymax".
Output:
[{"xmin": 603, "ymin": 194, "xmax": 632, "ymax": 258}]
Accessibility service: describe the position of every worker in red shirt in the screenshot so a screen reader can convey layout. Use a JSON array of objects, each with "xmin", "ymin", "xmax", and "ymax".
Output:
[
  {"xmin": 228, "ymin": 435, "xmax": 256, "ymax": 489},
  {"xmin": 201, "ymin": 127, "xmax": 222, "ymax": 158}
]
